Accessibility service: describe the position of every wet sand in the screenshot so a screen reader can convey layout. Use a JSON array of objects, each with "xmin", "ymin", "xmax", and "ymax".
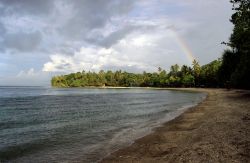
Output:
[{"xmin": 100, "ymin": 88, "xmax": 250, "ymax": 163}]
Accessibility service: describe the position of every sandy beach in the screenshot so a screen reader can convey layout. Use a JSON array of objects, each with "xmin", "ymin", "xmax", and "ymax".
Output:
[{"xmin": 101, "ymin": 88, "xmax": 250, "ymax": 163}]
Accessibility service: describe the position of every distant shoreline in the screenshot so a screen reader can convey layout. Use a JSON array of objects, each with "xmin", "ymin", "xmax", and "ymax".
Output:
[
  {"xmin": 100, "ymin": 88, "xmax": 250, "ymax": 162},
  {"xmin": 51, "ymin": 86, "xmax": 205, "ymax": 91}
]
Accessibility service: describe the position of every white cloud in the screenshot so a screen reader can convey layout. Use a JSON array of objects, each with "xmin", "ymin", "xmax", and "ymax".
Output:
[
  {"xmin": 131, "ymin": 35, "xmax": 155, "ymax": 47},
  {"xmin": 0, "ymin": 68, "xmax": 53, "ymax": 86},
  {"xmin": 43, "ymin": 19, "xmax": 194, "ymax": 73},
  {"xmin": 43, "ymin": 45, "xmax": 152, "ymax": 73},
  {"xmin": 17, "ymin": 68, "xmax": 35, "ymax": 77}
]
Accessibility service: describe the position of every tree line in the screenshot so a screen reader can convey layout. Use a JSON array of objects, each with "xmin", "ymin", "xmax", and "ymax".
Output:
[
  {"xmin": 51, "ymin": 60, "xmax": 222, "ymax": 88},
  {"xmin": 218, "ymin": 0, "xmax": 250, "ymax": 89},
  {"xmin": 51, "ymin": 0, "xmax": 249, "ymax": 89}
]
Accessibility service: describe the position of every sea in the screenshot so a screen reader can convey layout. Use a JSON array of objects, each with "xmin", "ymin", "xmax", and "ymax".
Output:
[{"xmin": 0, "ymin": 86, "xmax": 206, "ymax": 162}]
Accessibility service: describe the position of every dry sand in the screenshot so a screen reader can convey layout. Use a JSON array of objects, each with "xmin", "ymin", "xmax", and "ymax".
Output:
[{"xmin": 100, "ymin": 89, "xmax": 250, "ymax": 163}]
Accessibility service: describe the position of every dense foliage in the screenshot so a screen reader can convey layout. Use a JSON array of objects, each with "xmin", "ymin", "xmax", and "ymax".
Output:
[
  {"xmin": 219, "ymin": 0, "xmax": 250, "ymax": 89},
  {"xmin": 51, "ymin": 60, "xmax": 222, "ymax": 88}
]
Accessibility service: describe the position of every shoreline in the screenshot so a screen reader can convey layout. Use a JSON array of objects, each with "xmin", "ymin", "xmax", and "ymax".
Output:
[
  {"xmin": 100, "ymin": 88, "xmax": 250, "ymax": 162},
  {"xmin": 50, "ymin": 86, "xmax": 205, "ymax": 90}
]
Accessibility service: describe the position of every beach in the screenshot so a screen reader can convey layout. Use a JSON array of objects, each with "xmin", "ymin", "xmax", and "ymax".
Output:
[{"xmin": 101, "ymin": 89, "xmax": 250, "ymax": 162}]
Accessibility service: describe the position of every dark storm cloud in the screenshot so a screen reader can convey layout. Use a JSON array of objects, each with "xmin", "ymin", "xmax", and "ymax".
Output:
[
  {"xmin": 3, "ymin": 31, "xmax": 42, "ymax": 52},
  {"xmin": 85, "ymin": 25, "xmax": 137, "ymax": 48},
  {"xmin": 85, "ymin": 24, "xmax": 157, "ymax": 48},
  {"xmin": 0, "ymin": 0, "xmax": 53, "ymax": 52},
  {"xmin": 58, "ymin": 0, "xmax": 135, "ymax": 40},
  {"xmin": 0, "ymin": 23, "xmax": 6, "ymax": 51},
  {"xmin": 0, "ymin": 0, "xmax": 54, "ymax": 15},
  {"xmin": 0, "ymin": 22, "xmax": 6, "ymax": 36},
  {"xmin": 0, "ymin": 0, "xmax": 136, "ymax": 53},
  {"xmin": 100, "ymin": 26, "xmax": 136, "ymax": 47}
]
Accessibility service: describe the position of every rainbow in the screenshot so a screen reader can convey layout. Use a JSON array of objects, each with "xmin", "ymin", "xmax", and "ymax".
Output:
[{"xmin": 169, "ymin": 27, "xmax": 196, "ymax": 64}]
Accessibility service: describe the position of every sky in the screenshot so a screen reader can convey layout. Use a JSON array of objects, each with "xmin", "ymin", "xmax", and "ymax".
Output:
[{"xmin": 0, "ymin": 0, "xmax": 233, "ymax": 86}]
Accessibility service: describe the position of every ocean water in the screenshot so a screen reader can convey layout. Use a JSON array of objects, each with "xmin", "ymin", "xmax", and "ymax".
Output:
[{"xmin": 0, "ymin": 86, "xmax": 206, "ymax": 163}]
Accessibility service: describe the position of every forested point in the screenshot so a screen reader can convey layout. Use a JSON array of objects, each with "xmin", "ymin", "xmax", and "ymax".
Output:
[
  {"xmin": 51, "ymin": 0, "xmax": 249, "ymax": 89},
  {"xmin": 51, "ymin": 60, "xmax": 221, "ymax": 88}
]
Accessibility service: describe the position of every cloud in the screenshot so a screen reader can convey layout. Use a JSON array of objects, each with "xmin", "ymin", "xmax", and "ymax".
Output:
[
  {"xmin": 0, "ymin": 23, "xmax": 6, "ymax": 51},
  {"xmin": 2, "ymin": 31, "xmax": 42, "ymax": 52},
  {"xmin": 0, "ymin": 0, "xmax": 233, "ymax": 85},
  {"xmin": 0, "ymin": 68, "xmax": 52, "ymax": 86},
  {"xmin": 0, "ymin": 0, "xmax": 54, "ymax": 16},
  {"xmin": 42, "ymin": 46, "xmax": 153, "ymax": 73},
  {"xmin": 57, "ymin": 0, "xmax": 135, "ymax": 40},
  {"xmin": 0, "ymin": 0, "xmax": 137, "ymax": 55},
  {"xmin": 90, "ymin": 25, "xmax": 137, "ymax": 48},
  {"xmin": 43, "ymin": 21, "xmax": 192, "ymax": 73},
  {"xmin": 0, "ymin": 22, "xmax": 6, "ymax": 35},
  {"xmin": 17, "ymin": 68, "xmax": 36, "ymax": 77}
]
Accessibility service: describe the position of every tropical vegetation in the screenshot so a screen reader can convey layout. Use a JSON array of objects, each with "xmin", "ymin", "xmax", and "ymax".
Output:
[{"xmin": 51, "ymin": 60, "xmax": 222, "ymax": 88}]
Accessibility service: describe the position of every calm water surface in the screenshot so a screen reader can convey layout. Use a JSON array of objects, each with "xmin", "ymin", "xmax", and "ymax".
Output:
[{"xmin": 0, "ymin": 86, "xmax": 206, "ymax": 162}]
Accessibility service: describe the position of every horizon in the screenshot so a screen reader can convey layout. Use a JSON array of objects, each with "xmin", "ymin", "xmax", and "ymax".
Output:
[{"xmin": 0, "ymin": 0, "xmax": 232, "ymax": 86}]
